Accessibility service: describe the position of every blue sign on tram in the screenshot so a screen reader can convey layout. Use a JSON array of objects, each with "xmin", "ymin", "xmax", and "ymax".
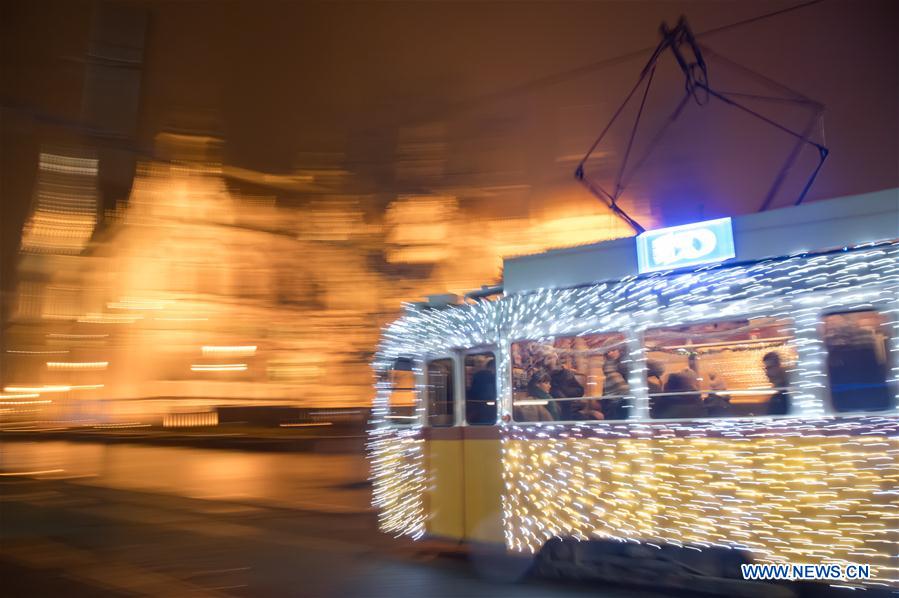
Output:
[{"xmin": 636, "ymin": 217, "xmax": 735, "ymax": 273}]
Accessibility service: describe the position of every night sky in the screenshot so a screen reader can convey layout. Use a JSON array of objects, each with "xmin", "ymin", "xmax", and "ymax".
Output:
[{"xmin": 2, "ymin": 0, "xmax": 898, "ymax": 299}]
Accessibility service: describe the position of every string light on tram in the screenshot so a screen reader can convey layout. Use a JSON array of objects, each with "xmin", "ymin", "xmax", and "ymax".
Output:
[
  {"xmin": 367, "ymin": 239, "xmax": 899, "ymax": 587},
  {"xmin": 501, "ymin": 418, "xmax": 898, "ymax": 571}
]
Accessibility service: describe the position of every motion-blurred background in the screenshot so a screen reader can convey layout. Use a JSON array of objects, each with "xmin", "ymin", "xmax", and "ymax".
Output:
[
  {"xmin": 1, "ymin": 0, "xmax": 896, "ymax": 434},
  {"xmin": 1, "ymin": 2, "xmax": 897, "ymax": 596}
]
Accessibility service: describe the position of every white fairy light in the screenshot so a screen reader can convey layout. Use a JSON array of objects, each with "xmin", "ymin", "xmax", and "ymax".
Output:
[{"xmin": 368, "ymin": 241, "xmax": 899, "ymax": 588}]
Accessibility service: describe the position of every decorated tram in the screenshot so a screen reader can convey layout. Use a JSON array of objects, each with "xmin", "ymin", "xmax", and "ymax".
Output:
[{"xmin": 368, "ymin": 189, "xmax": 899, "ymax": 592}]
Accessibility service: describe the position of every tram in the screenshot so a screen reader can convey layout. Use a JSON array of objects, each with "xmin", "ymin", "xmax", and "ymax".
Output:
[{"xmin": 368, "ymin": 189, "xmax": 899, "ymax": 592}]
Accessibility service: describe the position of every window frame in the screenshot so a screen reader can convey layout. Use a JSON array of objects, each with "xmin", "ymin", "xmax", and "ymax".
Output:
[
  {"xmin": 508, "ymin": 330, "xmax": 636, "ymax": 424},
  {"xmin": 463, "ymin": 346, "xmax": 499, "ymax": 426},
  {"xmin": 819, "ymin": 306, "xmax": 897, "ymax": 416},
  {"xmin": 384, "ymin": 356, "xmax": 423, "ymax": 427},
  {"xmin": 424, "ymin": 353, "xmax": 459, "ymax": 427},
  {"xmin": 639, "ymin": 314, "xmax": 800, "ymax": 422}
]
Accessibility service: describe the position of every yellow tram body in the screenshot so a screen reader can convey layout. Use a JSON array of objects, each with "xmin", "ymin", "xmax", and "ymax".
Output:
[
  {"xmin": 369, "ymin": 190, "xmax": 899, "ymax": 589},
  {"xmin": 427, "ymin": 429, "xmax": 503, "ymax": 543}
]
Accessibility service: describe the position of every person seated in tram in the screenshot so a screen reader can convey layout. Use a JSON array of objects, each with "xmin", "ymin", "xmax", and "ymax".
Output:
[
  {"xmin": 762, "ymin": 351, "xmax": 790, "ymax": 415},
  {"xmin": 468, "ymin": 358, "xmax": 497, "ymax": 424},
  {"xmin": 511, "ymin": 344, "xmax": 530, "ymax": 392},
  {"xmin": 651, "ymin": 368, "xmax": 703, "ymax": 419},
  {"xmin": 514, "ymin": 371, "xmax": 555, "ymax": 422},
  {"xmin": 542, "ymin": 350, "xmax": 584, "ymax": 420},
  {"xmin": 601, "ymin": 349, "xmax": 630, "ymax": 420},
  {"xmin": 703, "ymin": 371, "xmax": 731, "ymax": 417},
  {"xmin": 570, "ymin": 397, "xmax": 605, "ymax": 420},
  {"xmin": 646, "ymin": 359, "xmax": 665, "ymax": 395}
]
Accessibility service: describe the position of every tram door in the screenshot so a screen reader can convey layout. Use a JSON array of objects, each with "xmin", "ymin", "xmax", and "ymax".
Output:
[
  {"xmin": 461, "ymin": 350, "xmax": 504, "ymax": 545},
  {"xmin": 424, "ymin": 356, "xmax": 465, "ymax": 540}
]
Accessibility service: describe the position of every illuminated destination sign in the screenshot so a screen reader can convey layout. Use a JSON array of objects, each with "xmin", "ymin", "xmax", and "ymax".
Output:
[{"xmin": 636, "ymin": 217, "xmax": 735, "ymax": 273}]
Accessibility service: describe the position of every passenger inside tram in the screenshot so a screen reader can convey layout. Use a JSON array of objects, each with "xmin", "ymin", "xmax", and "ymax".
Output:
[
  {"xmin": 762, "ymin": 351, "xmax": 790, "ymax": 415},
  {"xmin": 601, "ymin": 349, "xmax": 630, "ymax": 420},
  {"xmin": 646, "ymin": 359, "xmax": 665, "ymax": 395},
  {"xmin": 570, "ymin": 397, "xmax": 605, "ymax": 420},
  {"xmin": 542, "ymin": 347, "xmax": 584, "ymax": 419},
  {"xmin": 511, "ymin": 334, "xmax": 631, "ymax": 422},
  {"xmin": 513, "ymin": 372, "xmax": 555, "ymax": 422},
  {"xmin": 650, "ymin": 368, "xmax": 703, "ymax": 419},
  {"xmin": 703, "ymin": 371, "xmax": 732, "ymax": 416},
  {"xmin": 466, "ymin": 355, "xmax": 497, "ymax": 425},
  {"xmin": 645, "ymin": 317, "xmax": 797, "ymax": 419},
  {"xmin": 465, "ymin": 310, "xmax": 891, "ymax": 425}
]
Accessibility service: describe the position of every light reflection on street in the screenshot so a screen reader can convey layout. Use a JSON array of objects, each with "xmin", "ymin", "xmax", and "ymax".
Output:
[{"xmin": 0, "ymin": 441, "xmax": 370, "ymax": 513}]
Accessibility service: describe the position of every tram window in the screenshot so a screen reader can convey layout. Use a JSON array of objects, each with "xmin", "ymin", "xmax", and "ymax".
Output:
[
  {"xmin": 427, "ymin": 358, "xmax": 455, "ymax": 426},
  {"xmin": 465, "ymin": 352, "xmax": 496, "ymax": 425},
  {"xmin": 386, "ymin": 358, "xmax": 418, "ymax": 425},
  {"xmin": 644, "ymin": 317, "xmax": 796, "ymax": 419},
  {"xmin": 823, "ymin": 311, "xmax": 894, "ymax": 413},
  {"xmin": 511, "ymin": 333, "xmax": 631, "ymax": 422}
]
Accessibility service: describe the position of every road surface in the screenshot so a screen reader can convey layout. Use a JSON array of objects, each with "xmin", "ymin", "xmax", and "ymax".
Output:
[{"xmin": 0, "ymin": 440, "xmax": 669, "ymax": 597}]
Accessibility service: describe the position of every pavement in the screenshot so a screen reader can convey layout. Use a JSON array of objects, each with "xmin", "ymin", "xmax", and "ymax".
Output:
[
  {"xmin": 0, "ymin": 439, "xmax": 372, "ymax": 514},
  {"xmin": 1, "ymin": 440, "xmax": 875, "ymax": 598},
  {"xmin": 0, "ymin": 442, "xmax": 673, "ymax": 598}
]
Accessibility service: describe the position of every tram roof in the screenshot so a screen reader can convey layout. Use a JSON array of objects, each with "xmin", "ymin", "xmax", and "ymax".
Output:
[{"xmin": 503, "ymin": 188, "xmax": 899, "ymax": 295}]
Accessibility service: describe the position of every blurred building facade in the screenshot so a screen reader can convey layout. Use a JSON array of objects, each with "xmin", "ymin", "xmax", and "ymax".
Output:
[
  {"xmin": 4, "ymin": 0, "xmax": 896, "ymax": 425},
  {"xmin": 4, "ymin": 131, "xmax": 633, "ymax": 424}
]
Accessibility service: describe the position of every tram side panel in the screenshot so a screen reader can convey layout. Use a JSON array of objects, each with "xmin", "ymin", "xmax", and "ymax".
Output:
[
  {"xmin": 462, "ymin": 426, "xmax": 505, "ymax": 545},
  {"xmin": 424, "ymin": 427, "xmax": 466, "ymax": 540},
  {"xmin": 369, "ymin": 426, "xmax": 428, "ymax": 539},
  {"xmin": 500, "ymin": 417, "xmax": 899, "ymax": 587}
]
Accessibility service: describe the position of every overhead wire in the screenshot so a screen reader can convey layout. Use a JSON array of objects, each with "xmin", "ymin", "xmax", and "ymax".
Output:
[
  {"xmin": 571, "ymin": 3, "xmax": 830, "ymax": 229},
  {"xmin": 402, "ymin": 0, "xmax": 827, "ymax": 127},
  {"xmin": 1, "ymin": 0, "xmax": 831, "ymax": 182}
]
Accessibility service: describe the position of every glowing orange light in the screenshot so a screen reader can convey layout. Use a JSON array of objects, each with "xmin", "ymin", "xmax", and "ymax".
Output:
[
  {"xmin": 201, "ymin": 345, "xmax": 256, "ymax": 357},
  {"xmin": 190, "ymin": 364, "xmax": 248, "ymax": 372},
  {"xmin": 46, "ymin": 361, "xmax": 108, "ymax": 370}
]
